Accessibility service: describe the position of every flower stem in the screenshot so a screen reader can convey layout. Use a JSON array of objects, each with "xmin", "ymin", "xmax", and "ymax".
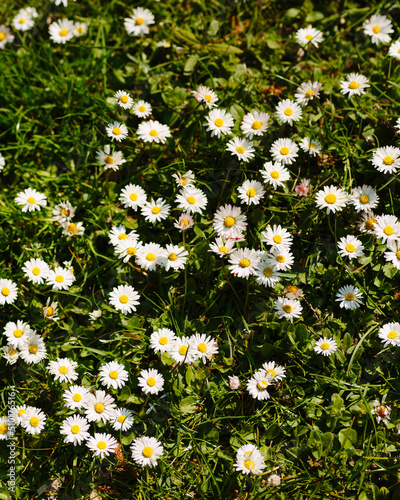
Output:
[
  {"xmin": 354, "ymin": 95, "xmax": 379, "ymax": 122},
  {"xmin": 222, "ymin": 261, "xmax": 244, "ymax": 310}
]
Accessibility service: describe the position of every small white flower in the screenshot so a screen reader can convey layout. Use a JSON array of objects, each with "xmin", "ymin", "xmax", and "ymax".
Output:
[
  {"xmin": 46, "ymin": 266, "xmax": 75, "ymax": 291},
  {"xmin": 237, "ymin": 180, "xmax": 265, "ymax": 205},
  {"xmin": 136, "ymin": 243, "xmax": 165, "ymax": 271},
  {"xmin": 124, "ymin": 7, "xmax": 155, "ymax": 37},
  {"xmin": 335, "ymin": 285, "xmax": 363, "ymax": 310},
  {"xmin": 119, "ymin": 183, "xmax": 147, "ymax": 210},
  {"xmin": 246, "ymin": 373, "xmax": 272, "ymax": 401},
  {"xmin": 22, "ymin": 258, "xmax": 49, "ymax": 284},
  {"xmin": 99, "ymin": 361, "xmax": 129, "ymax": 390},
  {"xmin": 274, "ymin": 297, "xmax": 303, "ymax": 322},
  {"xmin": 296, "ymin": 26, "xmax": 324, "ymax": 47},
  {"xmin": 234, "ymin": 444, "xmax": 266, "ymax": 475},
  {"xmin": 138, "ymin": 369, "xmax": 165, "ymax": 394},
  {"xmin": 226, "ymin": 136, "xmax": 255, "ymax": 162},
  {"xmin": 61, "ymin": 221, "xmax": 85, "ymax": 238},
  {"xmin": 12, "ymin": 9, "xmax": 36, "ymax": 31},
  {"xmin": 175, "ymin": 186, "xmax": 208, "ymax": 214},
  {"xmin": 299, "ymin": 137, "xmax": 321, "ymax": 156},
  {"xmin": 340, "ymin": 73, "xmax": 370, "ymax": 98},
  {"xmin": 270, "ymin": 138, "xmax": 299, "ymax": 165},
  {"xmin": 314, "ymin": 337, "xmax": 338, "ymax": 356},
  {"xmin": 350, "ymin": 185, "xmax": 379, "ymax": 212},
  {"xmin": 228, "ymin": 375, "xmax": 241, "ymax": 390},
  {"xmin": 0, "ymin": 278, "xmax": 18, "ymax": 305},
  {"xmin": 294, "ymin": 81, "xmax": 322, "ymax": 106},
  {"xmin": 137, "ymin": 120, "xmax": 171, "ymax": 143},
  {"xmin": 109, "ymin": 285, "xmax": 140, "ymax": 314},
  {"xmin": 337, "ymin": 235, "xmax": 365, "ymax": 260},
  {"xmin": 52, "ymin": 200, "xmax": 76, "ymax": 223},
  {"xmin": 260, "ymin": 361, "xmax": 286, "ymax": 382},
  {"xmin": 267, "ymin": 474, "xmax": 281, "ymax": 487},
  {"xmin": 315, "ymin": 185, "xmax": 348, "ymax": 214},
  {"xmin": 209, "ymin": 236, "xmax": 236, "ymax": 258},
  {"xmin": 378, "ymin": 322, "xmax": 400, "ymax": 347},
  {"xmin": 228, "ymin": 248, "xmax": 261, "ymax": 279},
  {"xmin": 114, "ymin": 90, "xmax": 134, "ymax": 109},
  {"xmin": 213, "ymin": 204, "xmax": 247, "ymax": 240},
  {"xmin": 86, "ymin": 433, "xmax": 118, "ymax": 458},
  {"xmin": 389, "ymin": 40, "xmax": 400, "ymax": 60},
  {"xmin": 261, "ymin": 162, "xmax": 291, "ymax": 189},
  {"xmin": 109, "ymin": 225, "xmax": 139, "ymax": 246},
  {"xmin": 363, "ymin": 14, "xmax": 393, "ymax": 45},
  {"xmin": 170, "ymin": 336, "xmax": 197, "ymax": 364},
  {"xmin": 115, "ymin": 238, "xmax": 142, "ymax": 264},
  {"xmin": 0, "ymin": 26, "xmax": 14, "ymax": 50},
  {"xmin": 261, "ymin": 225, "xmax": 293, "ymax": 250},
  {"xmin": 0, "ymin": 416, "xmax": 11, "ymax": 440},
  {"xmin": 240, "ymin": 111, "xmax": 270, "ymax": 139},
  {"xmin": 15, "ymin": 188, "xmax": 47, "ymax": 212},
  {"xmin": 3, "ymin": 320, "xmax": 33, "ymax": 349},
  {"xmin": 172, "ymin": 170, "xmax": 195, "ymax": 188},
  {"xmin": 106, "ymin": 121, "xmax": 128, "ymax": 142},
  {"xmin": 265, "ymin": 247, "xmax": 294, "ymax": 271},
  {"xmin": 150, "ymin": 328, "xmax": 176, "ymax": 354},
  {"xmin": 19, "ymin": 333, "xmax": 47, "ymax": 364},
  {"xmin": 131, "ymin": 436, "xmax": 163, "ymax": 467},
  {"xmin": 189, "ymin": 333, "xmax": 218, "ymax": 363},
  {"xmin": 191, "ymin": 85, "xmax": 218, "ymax": 108},
  {"xmin": 84, "ymin": 390, "xmax": 116, "ymax": 423},
  {"xmin": 47, "ymin": 357, "xmax": 79, "ymax": 383},
  {"xmin": 141, "ymin": 198, "xmax": 171, "ymax": 223},
  {"xmin": 73, "ymin": 22, "xmax": 87, "ymax": 37},
  {"xmin": 370, "ymin": 146, "xmax": 400, "ymax": 174},
  {"xmin": 88, "ymin": 309, "xmax": 102, "ymax": 322},
  {"xmin": 162, "ymin": 244, "xmax": 188, "ymax": 272},
  {"xmin": 384, "ymin": 240, "xmax": 400, "ymax": 270},
  {"xmin": 112, "ymin": 408, "xmax": 134, "ymax": 431},
  {"xmin": 371, "ymin": 399, "xmax": 391, "ymax": 426},
  {"xmin": 372, "ymin": 214, "xmax": 400, "ymax": 243},
  {"xmin": 96, "ymin": 144, "xmax": 126, "ymax": 171},
  {"xmin": 132, "ymin": 100, "xmax": 152, "ymax": 118},
  {"xmin": 275, "ymin": 99, "xmax": 302, "ymax": 125},
  {"xmin": 204, "ymin": 108, "xmax": 234, "ymax": 137},
  {"xmin": 20, "ymin": 408, "xmax": 46, "ymax": 435},
  {"xmin": 1, "ymin": 345, "xmax": 19, "ymax": 365},
  {"xmin": 60, "ymin": 415, "xmax": 90, "ymax": 446},
  {"xmin": 254, "ymin": 261, "xmax": 281, "ymax": 288},
  {"xmin": 48, "ymin": 19, "xmax": 75, "ymax": 44},
  {"xmin": 63, "ymin": 385, "xmax": 90, "ymax": 410}
]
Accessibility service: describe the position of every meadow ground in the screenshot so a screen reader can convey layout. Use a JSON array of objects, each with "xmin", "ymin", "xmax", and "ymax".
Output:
[{"xmin": 1, "ymin": 0, "xmax": 400, "ymax": 499}]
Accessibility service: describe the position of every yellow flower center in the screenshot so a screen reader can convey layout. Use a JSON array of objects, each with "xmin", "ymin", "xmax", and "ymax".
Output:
[
  {"xmin": 349, "ymin": 81, "xmax": 359, "ymax": 90},
  {"xmin": 138, "ymin": 106, "xmax": 146, "ymax": 112},
  {"xmin": 112, "ymin": 127, "xmax": 121, "ymax": 135},
  {"xmin": 345, "ymin": 244, "xmax": 355, "ymax": 253},
  {"xmin": 280, "ymin": 147, "xmax": 289, "ymax": 155},
  {"xmin": 236, "ymin": 146, "xmax": 245, "ymax": 154},
  {"xmin": 149, "ymin": 129, "xmax": 158, "ymax": 137},
  {"xmin": 159, "ymin": 336, "xmax": 168, "ymax": 345},
  {"xmin": 252, "ymin": 120, "xmax": 262, "ymax": 130},
  {"xmin": 325, "ymin": 194, "xmax": 337, "ymax": 204},
  {"xmin": 77, "ymin": 27, "xmax": 84, "ymax": 34},
  {"xmin": 276, "ymin": 255, "xmax": 285, "ymax": 263},
  {"xmin": 0, "ymin": 33, "xmax": 6, "ymax": 41},
  {"xmin": 0, "ymin": 424, "xmax": 8, "ymax": 434},
  {"xmin": 246, "ymin": 188, "xmax": 256, "ymax": 197},
  {"xmin": 60, "ymin": 208, "xmax": 70, "ymax": 216},
  {"xmin": 119, "ymin": 295, "xmax": 129, "ymax": 304},
  {"xmin": 168, "ymin": 253, "xmax": 178, "ymax": 261},
  {"xmin": 60, "ymin": 28, "xmax": 68, "ymax": 37},
  {"xmin": 273, "ymin": 235, "xmax": 282, "ymax": 244},
  {"xmin": 359, "ymin": 194, "xmax": 369, "ymax": 204},
  {"xmin": 365, "ymin": 218, "xmax": 376, "ymax": 230},
  {"xmin": 219, "ymin": 246, "xmax": 228, "ymax": 254},
  {"xmin": 146, "ymin": 253, "xmax": 156, "ymax": 261},
  {"xmin": 143, "ymin": 446, "xmax": 153, "ymax": 457},
  {"xmin": 94, "ymin": 403, "xmax": 105, "ymax": 414},
  {"xmin": 30, "ymin": 417, "xmax": 39, "ymax": 427},
  {"xmin": 72, "ymin": 394, "xmax": 82, "ymax": 402},
  {"xmin": 396, "ymin": 250, "xmax": 400, "ymax": 259},
  {"xmin": 32, "ymin": 267, "xmax": 41, "ymax": 276},
  {"xmin": 182, "ymin": 219, "xmax": 189, "ymax": 226},
  {"xmin": 104, "ymin": 156, "xmax": 114, "ymax": 165},
  {"xmin": 13, "ymin": 329, "xmax": 23, "ymax": 338},
  {"xmin": 45, "ymin": 306, "xmax": 54, "ymax": 316},
  {"xmin": 1, "ymin": 287, "xmax": 10, "ymax": 296},
  {"xmin": 320, "ymin": 342, "xmax": 329, "ymax": 350},
  {"xmin": 18, "ymin": 409, "xmax": 27, "ymax": 417},
  {"xmin": 383, "ymin": 156, "xmax": 394, "ymax": 165},
  {"xmin": 372, "ymin": 26, "xmax": 381, "ymax": 34},
  {"xmin": 388, "ymin": 331, "xmax": 398, "ymax": 339},
  {"xmin": 9, "ymin": 349, "xmax": 17, "ymax": 356},
  {"xmin": 127, "ymin": 247, "xmax": 136, "ymax": 256},
  {"xmin": 283, "ymin": 304, "xmax": 293, "ymax": 313},
  {"xmin": 224, "ymin": 216, "xmax": 235, "ymax": 227},
  {"xmin": 204, "ymin": 94, "xmax": 212, "ymax": 102},
  {"xmin": 244, "ymin": 459, "xmax": 255, "ymax": 469},
  {"xmin": 130, "ymin": 193, "xmax": 138, "ymax": 201},
  {"xmin": 310, "ymin": 143, "xmax": 317, "ymax": 149},
  {"xmin": 71, "ymin": 425, "xmax": 80, "ymax": 434},
  {"xmin": 118, "ymin": 233, "xmax": 127, "ymax": 240},
  {"xmin": 263, "ymin": 267, "xmax": 273, "ymax": 277},
  {"xmin": 55, "ymin": 275, "xmax": 64, "ymax": 283},
  {"xmin": 68, "ymin": 223, "xmax": 78, "ymax": 233},
  {"xmin": 19, "ymin": 18, "xmax": 26, "ymax": 24},
  {"xmin": 345, "ymin": 293, "xmax": 355, "ymax": 301},
  {"xmin": 214, "ymin": 118, "xmax": 224, "ymax": 127},
  {"xmin": 152, "ymin": 206, "xmax": 161, "ymax": 214},
  {"xmin": 136, "ymin": 17, "xmax": 144, "ymax": 26},
  {"xmin": 179, "ymin": 345, "xmax": 188, "ymax": 355},
  {"xmin": 147, "ymin": 377, "xmax": 156, "ymax": 386},
  {"xmin": 256, "ymin": 380, "xmax": 268, "ymax": 391},
  {"xmin": 384, "ymin": 226, "xmax": 394, "ymax": 236},
  {"xmin": 305, "ymin": 34, "xmax": 313, "ymax": 40},
  {"xmin": 27, "ymin": 197, "xmax": 36, "ymax": 204},
  {"xmin": 198, "ymin": 343, "xmax": 207, "ymax": 353},
  {"xmin": 118, "ymin": 415, "xmax": 127, "ymax": 423},
  {"xmin": 305, "ymin": 90, "xmax": 314, "ymax": 98},
  {"xmin": 29, "ymin": 345, "xmax": 38, "ymax": 354},
  {"xmin": 59, "ymin": 366, "xmax": 68, "ymax": 374},
  {"xmin": 270, "ymin": 171, "xmax": 279, "ymax": 179},
  {"xmin": 120, "ymin": 95, "xmax": 129, "ymax": 104},
  {"xmin": 97, "ymin": 441, "xmax": 107, "ymax": 449},
  {"xmin": 187, "ymin": 196, "xmax": 196, "ymax": 205},
  {"xmin": 239, "ymin": 258, "xmax": 250, "ymax": 267},
  {"xmin": 284, "ymin": 108, "xmax": 293, "ymax": 116},
  {"xmin": 181, "ymin": 178, "xmax": 187, "ymax": 186},
  {"xmin": 109, "ymin": 371, "xmax": 119, "ymax": 379}
]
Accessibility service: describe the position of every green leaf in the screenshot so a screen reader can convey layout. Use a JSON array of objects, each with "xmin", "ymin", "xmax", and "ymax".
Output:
[
  {"xmin": 338, "ymin": 428, "xmax": 357, "ymax": 449},
  {"xmin": 179, "ymin": 396, "xmax": 198, "ymax": 415}
]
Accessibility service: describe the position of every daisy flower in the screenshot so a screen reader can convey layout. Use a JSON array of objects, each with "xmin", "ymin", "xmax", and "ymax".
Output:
[
  {"xmin": 48, "ymin": 19, "xmax": 75, "ymax": 43},
  {"xmin": 138, "ymin": 369, "xmax": 164, "ymax": 395},
  {"xmin": 109, "ymin": 225, "xmax": 138, "ymax": 246},
  {"xmin": 12, "ymin": 9, "xmax": 35, "ymax": 31},
  {"xmin": 0, "ymin": 26, "xmax": 15, "ymax": 49},
  {"xmin": 106, "ymin": 121, "xmax": 128, "ymax": 142},
  {"xmin": 270, "ymin": 138, "xmax": 299, "ymax": 165},
  {"xmin": 335, "ymin": 285, "xmax": 363, "ymax": 310},
  {"xmin": 254, "ymin": 261, "xmax": 281, "ymax": 287},
  {"xmin": 0, "ymin": 153, "xmax": 5, "ymax": 170},
  {"xmin": 237, "ymin": 180, "xmax": 265, "ymax": 205},
  {"xmin": 132, "ymin": 100, "xmax": 152, "ymax": 118},
  {"xmin": 174, "ymin": 213, "xmax": 194, "ymax": 231},
  {"xmin": 73, "ymin": 22, "xmax": 87, "ymax": 37},
  {"xmin": 0, "ymin": 278, "xmax": 18, "ymax": 305},
  {"xmin": 124, "ymin": 7, "xmax": 155, "ymax": 37},
  {"xmin": 150, "ymin": 328, "xmax": 176, "ymax": 354},
  {"xmin": 1, "ymin": 345, "xmax": 19, "ymax": 365},
  {"xmin": 378, "ymin": 322, "xmax": 400, "ymax": 347},
  {"xmin": 226, "ymin": 137, "xmax": 255, "ymax": 162},
  {"xmin": 213, "ymin": 204, "xmax": 247, "ymax": 239},
  {"xmin": 296, "ymin": 26, "xmax": 324, "ymax": 47},
  {"xmin": 99, "ymin": 361, "xmax": 129, "ymax": 390},
  {"xmin": 21, "ymin": 258, "xmax": 49, "ymax": 285},
  {"xmin": 109, "ymin": 285, "xmax": 140, "ymax": 314},
  {"xmin": 191, "ymin": 85, "xmax": 218, "ymax": 108},
  {"xmin": 246, "ymin": 373, "xmax": 272, "ymax": 401},
  {"xmin": 87, "ymin": 433, "xmax": 118, "ymax": 459},
  {"xmin": 209, "ymin": 236, "xmax": 236, "ymax": 258},
  {"xmin": 370, "ymin": 146, "xmax": 400, "ymax": 174},
  {"xmin": 3, "ymin": 320, "xmax": 33, "ymax": 349},
  {"xmin": 371, "ymin": 399, "xmax": 391, "ymax": 425},
  {"xmin": 284, "ymin": 284, "xmax": 303, "ymax": 300},
  {"xmin": 20, "ymin": 408, "xmax": 46, "ymax": 435},
  {"xmin": 0, "ymin": 417, "xmax": 11, "ymax": 440},
  {"xmin": 275, "ymin": 99, "xmax": 302, "ymax": 126},
  {"xmin": 240, "ymin": 111, "xmax": 270, "ymax": 139},
  {"xmin": 372, "ymin": 214, "xmax": 400, "ymax": 243},
  {"xmin": 142, "ymin": 198, "xmax": 171, "ymax": 223},
  {"xmin": 295, "ymin": 178, "xmax": 311, "ymax": 197},
  {"xmin": 136, "ymin": 243, "xmax": 165, "ymax": 270},
  {"xmin": 363, "ymin": 14, "xmax": 393, "ymax": 45},
  {"xmin": 112, "ymin": 408, "xmax": 134, "ymax": 431},
  {"xmin": 260, "ymin": 361, "xmax": 286, "ymax": 382},
  {"xmin": 261, "ymin": 162, "xmax": 291, "ymax": 189},
  {"xmin": 19, "ymin": 333, "xmax": 47, "ymax": 364},
  {"xmin": 228, "ymin": 248, "xmax": 261, "ymax": 279},
  {"xmin": 389, "ymin": 40, "xmax": 400, "ymax": 60},
  {"xmin": 340, "ymin": 73, "xmax": 370, "ymax": 98},
  {"xmin": 63, "ymin": 385, "xmax": 90, "ymax": 410},
  {"xmin": 137, "ymin": 120, "xmax": 171, "ymax": 144},
  {"xmin": 175, "ymin": 186, "xmax": 208, "ymax": 214},
  {"xmin": 10, "ymin": 405, "xmax": 29, "ymax": 426},
  {"xmin": 170, "ymin": 336, "xmax": 197, "ymax": 364},
  {"xmin": 314, "ymin": 337, "xmax": 338, "ymax": 356},
  {"xmin": 114, "ymin": 90, "xmax": 133, "ymax": 109},
  {"xmin": 294, "ymin": 81, "xmax": 322, "ymax": 106},
  {"xmin": 337, "ymin": 236, "xmax": 364, "ymax": 260},
  {"xmin": 42, "ymin": 298, "xmax": 59, "ymax": 321},
  {"xmin": 358, "ymin": 211, "xmax": 377, "ymax": 233},
  {"xmin": 229, "ymin": 375, "xmax": 241, "ymax": 390},
  {"xmin": 315, "ymin": 185, "xmax": 348, "ymax": 214},
  {"xmin": 52, "ymin": 200, "xmax": 76, "ymax": 223},
  {"xmin": 131, "ymin": 436, "xmax": 164, "ymax": 467},
  {"xmin": 234, "ymin": 444, "xmax": 266, "ymax": 475},
  {"xmin": 15, "ymin": 188, "xmax": 47, "ymax": 212},
  {"xmin": 384, "ymin": 240, "xmax": 400, "ymax": 270},
  {"xmin": 265, "ymin": 247, "xmax": 294, "ymax": 271},
  {"xmin": 172, "ymin": 170, "xmax": 195, "ymax": 188},
  {"xmin": 61, "ymin": 221, "xmax": 85, "ymax": 238},
  {"xmin": 261, "ymin": 225, "xmax": 293, "ymax": 250},
  {"xmin": 274, "ymin": 297, "xmax": 303, "ymax": 322},
  {"xmin": 299, "ymin": 137, "xmax": 321, "ymax": 156},
  {"xmin": 204, "ymin": 108, "xmax": 234, "ymax": 137},
  {"xmin": 115, "ymin": 238, "xmax": 142, "ymax": 263},
  {"xmin": 189, "ymin": 333, "xmax": 218, "ymax": 363},
  {"xmin": 84, "ymin": 390, "xmax": 116, "ymax": 423},
  {"xmin": 47, "ymin": 266, "xmax": 75, "ymax": 291},
  {"xmin": 60, "ymin": 415, "xmax": 90, "ymax": 446},
  {"xmin": 48, "ymin": 358, "xmax": 79, "ymax": 383},
  {"xmin": 96, "ymin": 145, "xmax": 126, "ymax": 171},
  {"xmin": 350, "ymin": 185, "xmax": 379, "ymax": 212},
  {"xmin": 88, "ymin": 309, "xmax": 102, "ymax": 322},
  {"xmin": 163, "ymin": 244, "xmax": 189, "ymax": 272},
  {"xmin": 119, "ymin": 183, "xmax": 147, "ymax": 210}
]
